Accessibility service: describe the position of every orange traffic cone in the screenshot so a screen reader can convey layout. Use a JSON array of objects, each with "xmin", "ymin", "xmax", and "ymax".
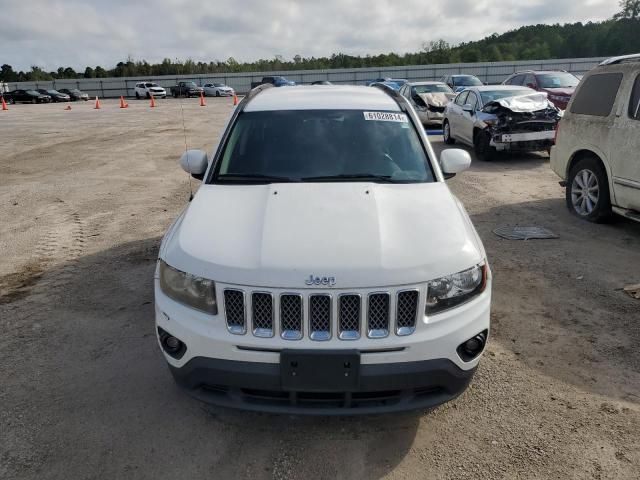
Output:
[
  {"xmin": 233, "ymin": 93, "xmax": 238, "ymax": 106},
  {"xmin": 64, "ymin": 105, "xmax": 72, "ymax": 111},
  {"xmin": 94, "ymin": 96, "xmax": 101, "ymax": 109},
  {"xmin": 199, "ymin": 92, "xmax": 206, "ymax": 107},
  {"xmin": 1, "ymin": 96, "xmax": 8, "ymax": 111},
  {"xmin": 150, "ymin": 94, "xmax": 156, "ymax": 108},
  {"xmin": 119, "ymin": 96, "xmax": 128, "ymax": 109}
]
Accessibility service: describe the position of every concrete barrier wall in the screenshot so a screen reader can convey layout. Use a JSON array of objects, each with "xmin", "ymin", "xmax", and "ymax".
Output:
[{"xmin": 7, "ymin": 57, "xmax": 605, "ymax": 98}]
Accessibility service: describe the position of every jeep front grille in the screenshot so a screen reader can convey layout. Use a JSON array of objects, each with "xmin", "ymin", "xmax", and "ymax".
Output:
[
  {"xmin": 224, "ymin": 289, "xmax": 246, "ymax": 334},
  {"xmin": 396, "ymin": 290, "xmax": 419, "ymax": 336},
  {"xmin": 222, "ymin": 287, "xmax": 419, "ymax": 341},
  {"xmin": 309, "ymin": 294, "xmax": 331, "ymax": 341},
  {"xmin": 252, "ymin": 292, "xmax": 274, "ymax": 338},
  {"xmin": 367, "ymin": 293, "xmax": 390, "ymax": 338},
  {"xmin": 338, "ymin": 294, "xmax": 361, "ymax": 340},
  {"xmin": 280, "ymin": 294, "xmax": 303, "ymax": 340}
]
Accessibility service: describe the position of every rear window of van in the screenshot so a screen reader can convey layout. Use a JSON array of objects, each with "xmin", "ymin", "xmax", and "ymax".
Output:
[{"xmin": 570, "ymin": 73, "xmax": 623, "ymax": 117}]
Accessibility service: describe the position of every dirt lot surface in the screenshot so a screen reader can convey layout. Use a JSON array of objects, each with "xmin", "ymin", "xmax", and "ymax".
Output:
[{"xmin": 1, "ymin": 98, "xmax": 639, "ymax": 480}]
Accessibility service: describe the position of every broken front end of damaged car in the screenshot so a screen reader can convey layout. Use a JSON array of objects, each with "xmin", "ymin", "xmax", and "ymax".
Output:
[
  {"xmin": 413, "ymin": 92, "xmax": 456, "ymax": 125},
  {"xmin": 478, "ymin": 93, "xmax": 561, "ymax": 155}
]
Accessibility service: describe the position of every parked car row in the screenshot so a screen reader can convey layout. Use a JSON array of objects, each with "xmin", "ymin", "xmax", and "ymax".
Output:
[
  {"xmin": 1, "ymin": 87, "xmax": 90, "ymax": 103},
  {"xmin": 0, "ymin": 81, "xmax": 240, "ymax": 103}
]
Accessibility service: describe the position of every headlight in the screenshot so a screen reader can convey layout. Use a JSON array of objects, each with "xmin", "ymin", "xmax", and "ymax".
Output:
[
  {"xmin": 426, "ymin": 263, "xmax": 487, "ymax": 315},
  {"xmin": 159, "ymin": 260, "xmax": 218, "ymax": 314}
]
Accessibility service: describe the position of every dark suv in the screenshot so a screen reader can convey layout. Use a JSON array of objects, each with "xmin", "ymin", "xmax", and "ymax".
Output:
[{"xmin": 502, "ymin": 70, "xmax": 580, "ymax": 110}]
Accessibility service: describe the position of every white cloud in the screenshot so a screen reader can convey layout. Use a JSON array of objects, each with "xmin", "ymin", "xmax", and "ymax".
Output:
[{"xmin": 0, "ymin": 0, "xmax": 619, "ymax": 71}]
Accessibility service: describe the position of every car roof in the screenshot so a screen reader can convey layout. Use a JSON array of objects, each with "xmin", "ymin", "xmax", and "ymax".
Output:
[
  {"xmin": 511, "ymin": 70, "xmax": 570, "ymax": 75},
  {"xmin": 407, "ymin": 81, "xmax": 447, "ymax": 86},
  {"xmin": 245, "ymin": 86, "xmax": 401, "ymax": 112},
  {"xmin": 463, "ymin": 85, "xmax": 533, "ymax": 92}
]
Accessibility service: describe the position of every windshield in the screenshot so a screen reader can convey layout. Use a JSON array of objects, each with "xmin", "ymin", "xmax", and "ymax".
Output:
[
  {"xmin": 536, "ymin": 73, "xmax": 579, "ymax": 89},
  {"xmin": 26, "ymin": 90, "xmax": 39, "ymax": 95},
  {"xmin": 47, "ymin": 90, "xmax": 60, "ymax": 94},
  {"xmin": 454, "ymin": 76, "xmax": 483, "ymax": 87},
  {"xmin": 213, "ymin": 83, "xmax": 225, "ymax": 87},
  {"xmin": 480, "ymin": 89, "xmax": 532, "ymax": 104},
  {"xmin": 145, "ymin": 83, "xmax": 159, "ymax": 87},
  {"xmin": 213, "ymin": 110, "xmax": 434, "ymax": 184},
  {"xmin": 413, "ymin": 84, "xmax": 453, "ymax": 94}
]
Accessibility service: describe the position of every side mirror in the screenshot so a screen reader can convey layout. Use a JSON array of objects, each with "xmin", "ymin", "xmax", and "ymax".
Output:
[
  {"xmin": 462, "ymin": 104, "xmax": 474, "ymax": 113},
  {"xmin": 526, "ymin": 83, "xmax": 536, "ymax": 89},
  {"xmin": 441, "ymin": 149, "xmax": 472, "ymax": 179},
  {"xmin": 179, "ymin": 149, "xmax": 208, "ymax": 180}
]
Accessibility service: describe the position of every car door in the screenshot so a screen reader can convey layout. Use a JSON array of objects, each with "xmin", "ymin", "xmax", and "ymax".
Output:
[
  {"xmin": 459, "ymin": 91, "xmax": 479, "ymax": 144},
  {"xmin": 448, "ymin": 91, "xmax": 468, "ymax": 140},
  {"xmin": 610, "ymin": 72, "xmax": 640, "ymax": 211}
]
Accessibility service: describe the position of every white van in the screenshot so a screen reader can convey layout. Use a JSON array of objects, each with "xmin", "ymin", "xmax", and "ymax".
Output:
[{"xmin": 551, "ymin": 54, "xmax": 640, "ymax": 223}]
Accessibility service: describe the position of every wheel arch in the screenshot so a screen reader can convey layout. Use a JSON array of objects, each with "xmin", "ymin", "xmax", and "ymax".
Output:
[{"xmin": 566, "ymin": 149, "xmax": 616, "ymax": 205}]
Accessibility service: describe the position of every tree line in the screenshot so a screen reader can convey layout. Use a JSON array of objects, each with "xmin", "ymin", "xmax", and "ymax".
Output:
[{"xmin": 1, "ymin": 5, "xmax": 639, "ymax": 83}]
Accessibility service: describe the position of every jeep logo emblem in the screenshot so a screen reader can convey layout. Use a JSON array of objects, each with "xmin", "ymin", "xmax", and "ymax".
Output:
[{"xmin": 305, "ymin": 275, "xmax": 336, "ymax": 287}]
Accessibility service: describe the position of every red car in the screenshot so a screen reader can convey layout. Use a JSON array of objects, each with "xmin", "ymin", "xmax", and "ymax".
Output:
[{"xmin": 502, "ymin": 70, "xmax": 581, "ymax": 110}]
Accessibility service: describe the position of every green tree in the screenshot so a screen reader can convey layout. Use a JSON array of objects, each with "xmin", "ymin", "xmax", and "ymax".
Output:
[
  {"xmin": 615, "ymin": 0, "xmax": 640, "ymax": 19},
  {"xmin": 84, "ymin": 67, "xmax": 95, "ymax": 78},
  {"xmin": 1, "ymin": 64, "xmax": 17, "ymax": 82}
]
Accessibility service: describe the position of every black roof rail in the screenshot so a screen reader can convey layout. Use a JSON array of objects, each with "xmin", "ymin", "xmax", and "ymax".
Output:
[{"xmin": 600, "ymin": 54, "xmax": 640, "ymax": 66}]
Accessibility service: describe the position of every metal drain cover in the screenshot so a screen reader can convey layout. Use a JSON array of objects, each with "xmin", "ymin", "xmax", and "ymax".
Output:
[{"xmin": 493, "ymin": 225, "xmax": 559, "ymax": 240}]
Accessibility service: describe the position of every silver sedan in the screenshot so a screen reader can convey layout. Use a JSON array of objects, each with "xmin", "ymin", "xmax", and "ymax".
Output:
[
  {"xmin": 443, "ymin": 86, "xmax": 548, "ymax": 161},
  {"xmin": 203, "ymin": 83, "xmax": 235, "ymax": 97}
]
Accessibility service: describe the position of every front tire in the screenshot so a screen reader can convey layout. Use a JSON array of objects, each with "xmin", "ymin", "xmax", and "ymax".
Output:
[
  {"xmin": 136, "ymin": 92, "xmax": 140, "ymax": 99},
  {"xmin": 443, "ymin": 120, "xmax": 455, "ymax": 144},
  {"xmin": 474, "ymin": 130, "xmax": 497, "ymax": 161},
  {"xmin": 216, "ymin": 91, "xmax": 221, "ymax": 97},
  {"xmin": 146, "ymin": 92, "xmax": 150, "ymax": 99},
  {"xmin": 566, "ymin": 155, "xmax": 611, "ymax": 223}
]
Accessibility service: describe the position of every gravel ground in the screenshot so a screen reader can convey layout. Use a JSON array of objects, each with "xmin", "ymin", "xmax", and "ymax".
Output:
[{"xmin": 1, "ymin": 98, "xmax": 639, "ymax": 480}]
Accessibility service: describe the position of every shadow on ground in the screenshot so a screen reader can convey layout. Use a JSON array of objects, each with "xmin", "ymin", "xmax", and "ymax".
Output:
[{"xmin": 0, "ymin": 238, "xmax": 421, "ymax": 480}]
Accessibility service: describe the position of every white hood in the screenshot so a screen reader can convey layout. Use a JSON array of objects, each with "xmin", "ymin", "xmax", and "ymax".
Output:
[
  {"xmin": 418, "ymin": 92, "xmax": 455, "ymax": 107},
  {"xmin": 486, "ymin": 92, "xmax": 552, "ymax": 112},
  {"xmin": 161, "ymin": 183, "xmax": 484, "ymax": 289}
]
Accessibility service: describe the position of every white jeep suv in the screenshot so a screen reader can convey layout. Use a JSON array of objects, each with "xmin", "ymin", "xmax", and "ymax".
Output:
[
  {"xmin": 134, "ymin": 82, "xmax": 167, "ymax": 99},
  {"xmin": 551, "ymin": 54, "xmax": 640, "ymax": 223},
  {"xmin": 154, "ymin": 84, "xmax": 492, "ymax": 414}
]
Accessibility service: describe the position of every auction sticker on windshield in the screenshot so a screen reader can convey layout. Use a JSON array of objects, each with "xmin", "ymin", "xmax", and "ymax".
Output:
[{"xmin": 363, "ymin": 112, "xmax": 408, "ymax": 122}]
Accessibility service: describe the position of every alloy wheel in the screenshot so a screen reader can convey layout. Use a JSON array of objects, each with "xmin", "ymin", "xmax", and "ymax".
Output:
[{"xmin": 571, "ymin": 169, "xmax": 600, "ymax": 216}]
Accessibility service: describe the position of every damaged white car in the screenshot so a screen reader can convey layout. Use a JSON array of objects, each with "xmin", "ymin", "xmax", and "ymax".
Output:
[
  {"xmin": 400, "ymin": 82, "xmax": 456, "ymax": 126},
  {"xmin": 443, "ymin": 86, "xmax": 562, "ymax": 161}
]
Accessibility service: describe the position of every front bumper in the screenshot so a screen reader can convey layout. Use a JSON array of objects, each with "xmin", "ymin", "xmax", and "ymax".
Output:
[
  {"xmin": 155, "ymin": 275, "xmax": 490, "ymax": 413},
  {"xmin": 169, "ymin": 355, "xmax": 476, "ymax": 415},
  {"xmin": 491, "ymin": 130, "xmax": 555, "ymax": 152},
  {"xmin": 416, "ymin": 110, "xmax": 445, "ymax": 125}
]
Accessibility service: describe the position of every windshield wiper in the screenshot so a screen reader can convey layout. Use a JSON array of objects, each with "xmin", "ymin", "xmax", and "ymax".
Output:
[
  {"xmin": 302, "ymin": 174, "xmax": 397, "ymax": 183},
  {"xmin": 216, "ymin": 173, "xmax": 299, "ymax": 183}
]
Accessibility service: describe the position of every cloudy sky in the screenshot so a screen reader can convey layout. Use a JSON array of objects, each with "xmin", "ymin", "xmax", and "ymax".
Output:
[{"xmin": 0, "ymin": 0, "xmax": 619, "ymax": 71}]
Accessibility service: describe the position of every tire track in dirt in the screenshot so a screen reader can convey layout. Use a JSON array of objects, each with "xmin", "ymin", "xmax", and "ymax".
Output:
[{"xmin": 0, "ymin": 203, "xmax": 90, "ymax": 310}]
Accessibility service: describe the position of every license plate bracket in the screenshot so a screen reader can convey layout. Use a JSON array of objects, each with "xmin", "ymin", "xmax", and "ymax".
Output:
[{"xmin": 280, "ymin": 350, "xmax": 360, "ymax": 392}]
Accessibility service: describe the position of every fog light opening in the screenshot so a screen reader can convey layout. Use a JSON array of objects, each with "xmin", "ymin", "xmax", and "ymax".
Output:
[
  {"xmin": 164, "ymin": 335, "xmax": 181, "ymax": 353},
  {"xmin": 457, "ymin": 330, "xmax": 488, "ymax": 362},
  {"xmin": 157, "ymin": 327, "xmax": 187, "ymax": 360}
]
